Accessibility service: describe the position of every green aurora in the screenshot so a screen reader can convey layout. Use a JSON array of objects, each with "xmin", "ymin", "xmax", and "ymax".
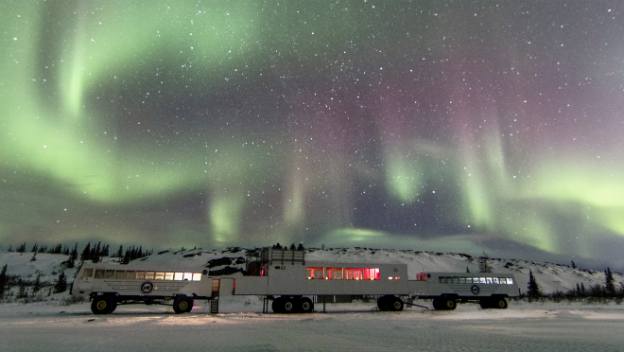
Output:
[{"xmin": 1, "ymin": 1, "xmax": 624, "ymax": 268}]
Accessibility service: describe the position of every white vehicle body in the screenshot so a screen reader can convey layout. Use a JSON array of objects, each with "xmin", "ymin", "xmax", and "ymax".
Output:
[
  {"xmin": 72, "ymin": 263, "xmax": 211, "ymax": 314},
  {"xmin": 232, "ymin": 261, "xmax": 408, "ymax": 296},
  {"xmin": 72, "ymin": 263, "xmax": 208, "ymax": 299}
]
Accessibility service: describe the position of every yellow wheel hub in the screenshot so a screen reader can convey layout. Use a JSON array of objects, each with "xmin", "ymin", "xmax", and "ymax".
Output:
[
  {"xmin": 96, "ymin": 300, "xmax": 107, "ymax": 311},
  {"xmin": 179, "ymin": 301, "xmax": 188, "ymax": 311}
]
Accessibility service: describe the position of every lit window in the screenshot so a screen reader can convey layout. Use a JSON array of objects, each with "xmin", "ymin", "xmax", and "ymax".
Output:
[
  {"xmin": 480, "ymin": 277, "xmax": 486, "ymax": 284},
  {"xmin": 192, "ymin": 273, "xmax": 202, "ymax": 281},
  {"xmin": 165, "ymin": 272, "xmax": 174, "ymax": 280},
  {"xmin": 136, "ymin": 272, "xmax": 145, "ymax": 280},
  {"xmin": 81, "ymin": 268, "xmax": 93, "ymax": 279},
  {"xmin": 416, "ymin": 272, "xmax": 429, "ymax": 281},
  {"xmin": 486, "ymin": 277, "xmax": 493, "ymax": 284},
  {"xmin": 493, "ymin": 278, "xmax": 499, "ymax": 284},
  {"xmin": 507, "ymin": 278, "xmax": 514, "ymax": 285},
  {"xmin": 155, "ymin": 272, "xmax": 165, "ymax": 280},
  {"xmin": 183, "ymin": 272, "xmax": 193, "ymax": 281},
  {"xmin": 326, "ymin": 268, "xmax": 343, "ymax": 280},
  {"xmin": 306, "ymin": 267, "xmax": 326, "ymax": 279},
  {"xmin": 465, "ymin": 277, "xmax": 472, "ymax": 284},
  {"xmin": 145, "ymin": 272, "xmax": 155, "ymax": 280},
  {"xmin": 115, "ymin": 271, "xmax": 126, "ymax": 279},
  {"xmin": 174, "ymin": 272, "xmax": 183, "ymax": 280}
]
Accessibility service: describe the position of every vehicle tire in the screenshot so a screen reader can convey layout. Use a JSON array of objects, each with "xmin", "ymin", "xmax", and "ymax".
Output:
[
  {"xmin": 272, "ymin": 297, "xmax": 283, "ymax": 313},
  {"xmin": 493, "ymin": 297, "xmax": 508, "ymax": 309},
  {"xmin": 479, "ymin": 299, "xmax": 492, "ymax": 309},
  {"xmin": 432, "ymin": 298, "xmax": 442, "ymax": 310},
  {"xmin": 299, "ymin": 297, "xmax": 314, "ymax": 313},
  {"xmin": 91, "ymin": 295, "xmax": 116, "ymax": 314},
  {"xmin": 173, "ymin": 297, "xmax": 194, "ymax": 314},
  {"xmin": 377, "ymin": 296, "xmax": 389, "ymax": 311},
  {"xmin": 390, "ymin": 296, "xmax": 404, "ymax": 311},
  {"xmin": 443, "ymin": 297, "xmax": 457, "ymax": 310},
  {"xmin": 377, "ymin": 297, "xmax": 385, "ymax": 311},
  {"xmin": 282, "ymin": 297, "xmax": 296, "ymax": 313}
]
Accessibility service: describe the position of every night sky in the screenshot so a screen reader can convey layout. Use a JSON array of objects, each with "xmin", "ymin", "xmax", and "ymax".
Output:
[{"xmin": 1, "ymin": 1, "xmax": 624, "ymax": 268}]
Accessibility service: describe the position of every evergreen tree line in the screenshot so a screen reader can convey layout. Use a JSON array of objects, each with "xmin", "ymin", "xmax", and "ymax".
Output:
[
  {"xmin": 8, "ymin": 242, "xmax": 77, "ymax": 256},
  {"xmin": 0, "ymin": 264, "xmax": 67, "ymax": 301},
  {"xmin": 4, "ymin": 241, "xmax": 152, "ymax": 264},
  {"xmin": 525, "ymin": 268, "xmax": 624, "ymax": 300}
]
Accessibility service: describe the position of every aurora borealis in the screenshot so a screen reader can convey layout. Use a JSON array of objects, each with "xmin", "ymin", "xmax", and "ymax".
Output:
[{"xmin": 1, "ymin": 1, "xmax": 624, "ymax": 268}]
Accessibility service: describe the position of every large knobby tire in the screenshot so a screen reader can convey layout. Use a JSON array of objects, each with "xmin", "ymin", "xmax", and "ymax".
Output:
[
  {"xmin": 173, "ymin": 297, "xmax": 194, "ymax": 314},
  {"xmin": 390, "ymin": 297, "xmax": 404, "ymax": 311},
  {"xmin": 377, "ymin": 295, "xmax": 400, "ymax": 311},
  {"xmin": 479, "ymin": 299, "xmax": 492, "ymax": 309},
  {"xmin": 272, "ymin": 297, "xmax": 284, "ymax": 313},
  {"xmin": 443, "ymin": 298, "xmax": 457, "ymax": 310},
  {"xmin": 91, "ymin": 295, "xmax": 117, "ymax": 314},
  {"xmin": 299, "ymin": 297, "xmax": 314, "ymax": 313},
  {"xmin": 493, "ymin": 297, "xmax": 508, "ymax": 309},
  {"xmin": 282, "ymin": 297, "xmax": 296, "ymax": 313},
  {"xmin": 432, "ymin": 298, "xmax": 442, "ymax": 310},
  {"xmin": 377, "ymin": 296, "xmax": 389, "ymax": 311}
]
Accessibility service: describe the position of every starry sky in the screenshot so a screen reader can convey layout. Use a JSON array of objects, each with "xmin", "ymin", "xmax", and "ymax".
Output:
[{"xmin": 1, "ymin": 1, "xmax": 624, "ymax": 268}]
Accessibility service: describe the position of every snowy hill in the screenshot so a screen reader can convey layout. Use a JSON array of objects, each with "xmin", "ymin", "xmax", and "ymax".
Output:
[{"xmin": 1, "ymin": 247, "xmax": 622, "ymax": 302}]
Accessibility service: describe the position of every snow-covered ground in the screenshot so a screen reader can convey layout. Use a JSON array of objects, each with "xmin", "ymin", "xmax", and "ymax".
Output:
[
  {"xmin": 2, "ymin": 248, "xmax": 623, "ymax": 351},
  {"xmin": 1, "ymin": 298, "xmax": 624, "ymax": 352}
]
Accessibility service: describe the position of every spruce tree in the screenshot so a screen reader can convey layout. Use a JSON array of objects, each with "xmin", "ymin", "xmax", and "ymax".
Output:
[
  {"xmin": 16, "ymin": 243, "xmax": 26, "ymax": 253},
  {"xmin": 605, "ymin": 267, "xmax": 615, "ymax": 296},
  {"xmin": 17, "ymin": 279, "xmax": 27, "ymax": 299},
  {"xmin": 80, "ymin": 243, "xmax": 91, "ymax": 261},
  {"xmin": 54, "ymin": 272, "xmax": 67, "ymax": 293},
  {"xmin": 33, "ymin": 274, "xmax": 41, "ymax": 295},
  {"xmin": 0, "ymin": 264, "xmax": 7, "ymax": 299},
  {"xmin": 70, "ymin": 243, "xmax": 78, "ymax": 262},
  {"xmin": 528, "ymin": 270, "xmax": 541, "ymax": 299}
]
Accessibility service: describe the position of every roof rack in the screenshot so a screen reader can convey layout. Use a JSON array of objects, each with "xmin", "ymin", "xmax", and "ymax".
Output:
[{"xmin": 261, "ymin": 247, "xmax": 305, "ymax": 265}]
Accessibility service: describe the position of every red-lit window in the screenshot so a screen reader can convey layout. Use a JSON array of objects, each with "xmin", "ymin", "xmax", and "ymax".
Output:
[
  {"xmin": 344, "ymin": 268, "xmax": 380, "ymax": 280},
  {"xmin": 344, "ymin": 268, "xmax": 362, "ymax": 280},
  {"xmin": 327, "ymin": 267, "xmax": 343, "ymax": 280},
  {"xmin": 364, "ymin": 268, "xmax": 380, "ymax": 280},
  {"xmin": 306, "ymin": 267, "xmax": 323, "ymax": 279},
  {"xmin": 307, "ymin": 267, "xmax": 380, "ymax": 280},
  {"xmin": 416, "ymin": 272, "xmax": 429, "ymax": 281}
]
